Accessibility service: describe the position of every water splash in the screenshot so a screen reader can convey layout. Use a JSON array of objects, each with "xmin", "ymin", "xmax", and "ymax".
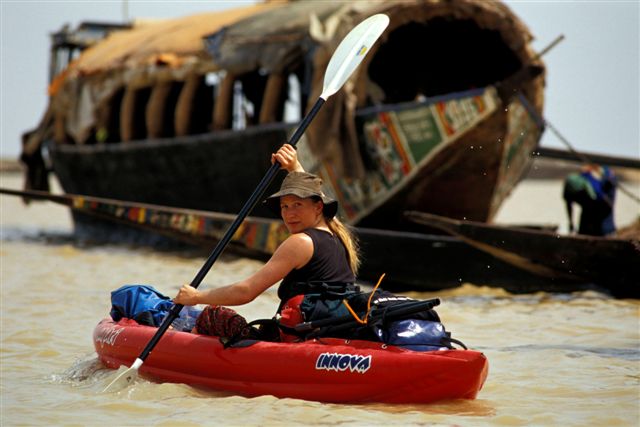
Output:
[
  {"xmin": 47, "ymin": 353, "xmax": 147, "ymax": 394},
  {"xmin": 48, "ymin": 353, "xmax": 106, "ymax": 387}
]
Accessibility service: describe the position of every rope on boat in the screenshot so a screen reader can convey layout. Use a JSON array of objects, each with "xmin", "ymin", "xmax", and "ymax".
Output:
[{"xmin": 342, "ymin": 273, "xmax": 386, "ymax": 325}]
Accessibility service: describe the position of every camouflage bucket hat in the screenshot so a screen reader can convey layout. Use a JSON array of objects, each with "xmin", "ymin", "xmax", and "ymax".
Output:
[{"xmin": 264, "ymin": 172, "xmax": 338, "ymax": 218}]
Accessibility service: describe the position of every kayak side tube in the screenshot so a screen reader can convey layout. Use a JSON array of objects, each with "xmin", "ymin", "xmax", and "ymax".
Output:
[{"xmin": 93, "ymin": 318, "xmax": 488, "ymax": 404}]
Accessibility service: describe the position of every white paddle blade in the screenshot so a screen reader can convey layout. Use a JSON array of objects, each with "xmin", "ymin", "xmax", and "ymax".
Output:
[
  {"xmin": 321, "ymin": 13, "xmax": 389, "ymax": 100},
  {"xmin": 101, "ymin": 358, "xmax": 143, "ymax": 393}
]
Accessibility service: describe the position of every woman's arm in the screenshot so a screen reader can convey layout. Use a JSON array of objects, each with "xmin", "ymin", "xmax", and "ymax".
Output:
[
  {"xmin": 272, "ymin": 144, "xmax": 305, "ymax": 172},
  {"xmin": 174, "ymin": 233, "xmax": 313, "ymax": 306}
]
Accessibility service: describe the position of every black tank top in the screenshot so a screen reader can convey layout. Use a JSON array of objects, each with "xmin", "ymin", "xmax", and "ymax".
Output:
[{"xmin": 277, "ymin": 228, "xmax": 355, "ymax": 302}]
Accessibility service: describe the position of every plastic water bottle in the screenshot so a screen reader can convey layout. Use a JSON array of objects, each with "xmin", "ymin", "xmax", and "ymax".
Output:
[{"xmin": 169, "ymin": 305, "xmax": 202, "ymax": 332}]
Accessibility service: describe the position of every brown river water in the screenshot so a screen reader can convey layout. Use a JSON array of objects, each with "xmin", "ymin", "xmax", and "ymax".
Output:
[{"xmin": 1, "ymin": 173, "xmax": 639, "ymax": 426}]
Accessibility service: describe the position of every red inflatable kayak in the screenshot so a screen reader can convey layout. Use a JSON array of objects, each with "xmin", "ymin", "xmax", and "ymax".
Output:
[{"xmin": 94, "ymin": 318, "xmax": 488, "ymax": 404}]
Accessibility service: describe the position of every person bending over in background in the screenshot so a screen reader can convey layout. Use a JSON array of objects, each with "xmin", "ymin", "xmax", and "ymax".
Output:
[{"xmin": 563, "ymin": 164, "xmax": 617, "ymax": 236}]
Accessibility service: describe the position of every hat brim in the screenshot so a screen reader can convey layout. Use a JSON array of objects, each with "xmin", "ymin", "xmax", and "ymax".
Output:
[{"xmin": 264, "ymin": 190, "xmax": 338, "ymax": 219}]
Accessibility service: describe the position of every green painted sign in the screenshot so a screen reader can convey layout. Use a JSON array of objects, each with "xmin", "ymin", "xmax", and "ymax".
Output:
[{"xmin": 394, "ymin": 105, "xmax": 442, "ymax": 162}]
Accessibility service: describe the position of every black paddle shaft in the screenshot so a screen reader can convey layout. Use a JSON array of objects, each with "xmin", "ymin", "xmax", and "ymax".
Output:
[{"xmin": 138, "ymin": 98, "xmax": 326, "ymax": 362}]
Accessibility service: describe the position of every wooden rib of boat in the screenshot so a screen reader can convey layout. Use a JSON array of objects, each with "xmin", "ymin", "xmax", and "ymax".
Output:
[
  {"xmin": 405, "ymin": 211, "xmax": 640, "ymax": 298},
  {"xmin": 1, "ymin": 187, "xmax": 610, "ymax": 295},
  {"xmin": 21, "ymin": 0, "xmax": 546, "ymax": 229}
]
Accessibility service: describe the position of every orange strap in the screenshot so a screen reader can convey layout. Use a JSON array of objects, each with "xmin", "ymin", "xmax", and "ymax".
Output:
[{"xmin": 342, "ymin": 273, "xmax": 386, "ymax": 325}]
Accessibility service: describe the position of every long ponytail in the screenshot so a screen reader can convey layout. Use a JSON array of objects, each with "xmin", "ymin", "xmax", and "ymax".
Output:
[{"xmin": 327, "ymin": 217, "xmax": 360, "ymax": 274}]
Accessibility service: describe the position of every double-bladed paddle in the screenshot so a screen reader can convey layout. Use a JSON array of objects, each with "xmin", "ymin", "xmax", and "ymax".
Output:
[{"xmin": 102, "ymin": 13, "xmax": 389, "ymax": 393}]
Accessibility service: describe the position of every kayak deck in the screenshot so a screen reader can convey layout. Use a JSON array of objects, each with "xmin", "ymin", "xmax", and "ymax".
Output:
[{"xmin": 94, "ymin": 318, "xmax": 488, "ymax": 404}]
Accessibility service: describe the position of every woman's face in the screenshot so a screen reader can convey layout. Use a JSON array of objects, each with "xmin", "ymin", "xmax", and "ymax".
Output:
[{"xmin": 280, "ymin": 195, "xmax": 323, "ymax": 234}]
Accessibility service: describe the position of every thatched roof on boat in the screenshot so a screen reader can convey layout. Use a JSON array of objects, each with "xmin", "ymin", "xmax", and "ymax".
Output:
[
  {"xmin": 24, "ymin": 0, "xmax": 545, "ymax": 182},
  {"xmin": 200, "ymin": 0, "xmax": 544, "ymax": 176},
  {"xmin": 52, "ymin": 3, "xmax": 277, "ymax": 82},
  {"xmin": 49, "ymin": 0, "xmax": 541, "ymax": 87},
  {"xmin": 206, "ymin": 0, "xmax": 537, "ymax": 75}
]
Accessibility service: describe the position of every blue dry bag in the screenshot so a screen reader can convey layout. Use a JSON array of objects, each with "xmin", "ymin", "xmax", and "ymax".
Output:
[
  {"xmin": 110, "ymin": 284, "xmax": 173, "ymax": 327},
  {"xmin": 375, "ymin": 319, "xmax": 453, "ymax": 351}
]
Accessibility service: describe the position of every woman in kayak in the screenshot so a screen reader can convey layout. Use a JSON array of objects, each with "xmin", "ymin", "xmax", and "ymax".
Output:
[{"xmin": 174, "ymin": 144, "xmax": 359, "ymax": 341}]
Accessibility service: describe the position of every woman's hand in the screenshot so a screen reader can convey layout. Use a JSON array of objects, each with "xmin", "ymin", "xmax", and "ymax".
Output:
[
  {"xmin": 174, "ymin": 284, "xmax": 201, "ymax": 305},
  {"xmin": 272, "ymin": 144, "xmax": 304, "ymax": 172}
]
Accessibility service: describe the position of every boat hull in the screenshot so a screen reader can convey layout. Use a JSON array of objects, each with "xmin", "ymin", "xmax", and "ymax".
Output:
[
  {"xmin": 406, "ymin": 211, "xmax": 640, "ymax": 298},
  {"xmin": 48, "ymin": 87, "xmax": 542, "ymax": 228},
  {"xmin": 94, "ymin": 318, "xmax": 488, "ymax": 404},
  {"xmin": 68, "ymin": 206, "xmax": 578, "ymax": 294},
  {"xmin": 2, "ymin": 185, "xmax": 607, "ymax": 295},
  {"xmin": 50, "ymin": 124, "xmax": 289, "ymax": 218}
]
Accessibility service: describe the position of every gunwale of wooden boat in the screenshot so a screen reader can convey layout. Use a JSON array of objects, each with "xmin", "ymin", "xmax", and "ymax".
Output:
[
  {"xmin": 4, "ymin": 185, "xmax": 622, "ymax": 296},
  {"xmin": 405, "ymin": 210, "xmax": 640, "ymax": 298}
]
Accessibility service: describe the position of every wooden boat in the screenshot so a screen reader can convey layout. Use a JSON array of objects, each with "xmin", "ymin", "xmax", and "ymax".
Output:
[
  {"xmin": 1, "ymin": 187, "xmax": 601, "ymax": 294},
  {"xmin": 94, "ymin": 318, "xmax": 488, "ymax": 403},
  {"xmin": 21, "ymin": 0, "xmax": 546, "ymax": 230},
  {"xmin": 405, "ymin": 211, "xmax": 640, "ymax": 298}
]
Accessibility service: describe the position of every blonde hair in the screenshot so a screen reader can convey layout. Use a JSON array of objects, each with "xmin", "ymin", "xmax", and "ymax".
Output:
[{"xmin": 327, "ymin": 217, "xmax": 360, "ymax": 274}]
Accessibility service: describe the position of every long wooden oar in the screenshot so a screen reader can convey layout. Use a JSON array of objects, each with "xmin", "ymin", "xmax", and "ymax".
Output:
[{"xmin": 102, "ymin": 13, "xmax": 389, "ymax": 393}]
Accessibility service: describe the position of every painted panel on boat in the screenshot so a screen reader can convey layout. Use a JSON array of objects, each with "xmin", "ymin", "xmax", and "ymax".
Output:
[
  {"xmin": 394, "ymin": 105, "xmax": 442, "ymax": 162},
  {"xmin": 70, "ymin": 195, "xmax": 287, "ymax": 254},
  {"xmin": 303, "ymin": 88, "xmax": 500, "ymax": 223},
  {"xmin": 491, "ymin": 96, "xmax": 542, "ymax": 216}
]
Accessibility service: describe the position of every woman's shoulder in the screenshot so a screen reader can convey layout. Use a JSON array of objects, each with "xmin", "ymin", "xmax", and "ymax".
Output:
[
  {"xmin": 280, "ymin": 232, "xmax": 314, "ymax": 252},
  {"xmin": 287, "ymin": 231, "xmax": 314, "ymax": 242},
  {"xmin": 280, "ymin": 228, "xmax": 332, "ymax": 252},
  {"xmin": 273, "ymin": 232, "xmax": 314, "ymax": 269}
]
